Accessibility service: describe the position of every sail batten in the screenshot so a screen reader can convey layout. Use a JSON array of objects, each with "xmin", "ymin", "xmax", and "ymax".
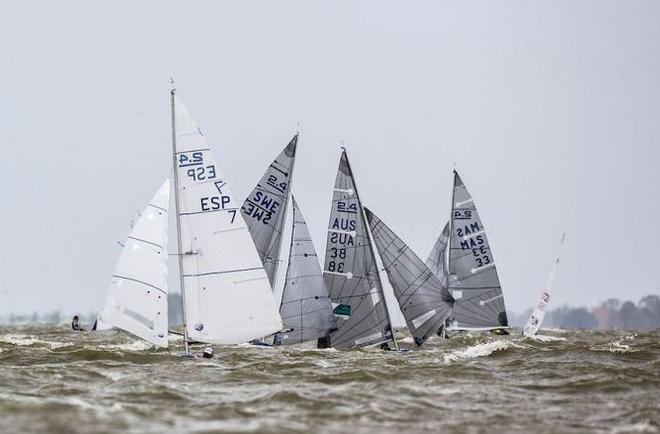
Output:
[
  {"xmin": 99, "ymin": 180, "xmax": 171, "ymax": 348},
  {"xmin": 366, "ymin": 209, "xmax": 454, "ymax": 345},
  {"xmin": 322, "ymin": 151, "xmax": 393, "ymax": 348},
  {"xmin": 241, "ymin": 135, "xmax": 297, "ymax": 288},
  {"xmin": 447, "ymin": 171, "xmax": 508, "ymax": 330},
  {"xmin": 172, "ymin": 94, "xmax": 282, "ymax": 345}
]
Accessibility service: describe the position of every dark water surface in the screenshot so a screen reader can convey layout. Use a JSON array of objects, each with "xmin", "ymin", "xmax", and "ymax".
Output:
[{"xmin": 0, "ymin": 326, "xmax": 658, "ymax": 434}]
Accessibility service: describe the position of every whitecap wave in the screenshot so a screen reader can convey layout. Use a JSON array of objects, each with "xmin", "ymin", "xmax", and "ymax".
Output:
[
  {"xmin": 527, "ymin": 334, "xmax": 567, "ymax": 342},
  {"xmin": 96, "ymin": 340, "xmax": 154, "ymax": 352},
  {"xmin": 610, "ymin": 421, "xmax": 657, "ymax": 433},
  {"xmin": 540, "ymin": 328, "xmax": 570, "ymax": 334},
  {"xmin": 314, "ymin": 360, "xmax": 335, "ymax": 368},
  {"xmin": 589, "ymin": 340, "xmax": 635, "ymax": 354},
  {"xmin": 444, "ymin": 340, "xmax": 523, "ymax": 362},
  {"xmin": 0, "ymin": 334, "xmax": 73, "ymax": 349}
]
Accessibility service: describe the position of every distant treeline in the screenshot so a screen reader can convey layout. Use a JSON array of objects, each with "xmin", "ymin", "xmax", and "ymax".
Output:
[
  {"xmin": 1, "ymin": 294, "xmax": 658, "ymax": 330},
  {"xmin": 509, "ymin": 295, "xmax": 660, "ymax": 330}
]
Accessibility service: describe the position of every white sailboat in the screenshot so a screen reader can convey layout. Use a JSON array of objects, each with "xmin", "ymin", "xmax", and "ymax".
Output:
[
  {"xmin": 97, "ymin": 88, "xmax": 283, "ymax": 352},
  {"xmin": 523, "ymin": 233, "xmax": 566, "ymax": 337},
  {"xmin": 170, "ymin": 89, "xmax": 283, "ymax": 349}
]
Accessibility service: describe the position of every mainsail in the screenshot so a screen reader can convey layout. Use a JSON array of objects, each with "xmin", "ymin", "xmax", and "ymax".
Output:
[
  {"xmin": 523, "ymin": 233, "xmax": 566, "ymax": 337},
  {"xmin": 241, "ymin": 135, "xmax": 297, "ymax": 287},
  {"xmin": 277, "ymin": 196, "xmax": 336, "ymax": 345},
  {"xmin": 448, "ymin": 171, "xmax": 508, "ymax": 329},
  {"xmin": 99, "ymin": 179, "xmax": 170, "ymax": 347},
  {"xmin": 323, "ymin": 150, "xmax": 394, "ymax": 348},
  {"xmin": 425, "ymin": 221, "xmax": 450, "ymax": 286},
  {"xmin": 365, "ymin": 209, "xmax": 454, "ymax": 346},
  {"xmin": 171, "ymin": 91, "xmax": 282, "ymax": 344}
]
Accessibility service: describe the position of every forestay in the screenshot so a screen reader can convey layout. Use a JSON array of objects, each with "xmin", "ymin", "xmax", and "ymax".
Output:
[
  {"xmin": 172, "ymin": 93, "xmax": 282, "ymax": 344},
  {"xmin": 241, "ymin": 135, "xmax": 297, "ymax": 288},
  {"xmin": 323, "ymin": 150, "xmax": 393, "ymax": 348},
  {"xmin": 277, "ymin": 196, "xmax": 336, "ymax": 345},
  {"xmin": 448, "ymin": 171, "xmax": 508, "ymax": 329},
  {"xmin": 425, "ymin": 221, "xmax": 450, "ymax": 286},
  {"xmin": 523, "ymin": 233, "xmax": 565, "ymax": 336},
  {"xmin": 366, "ymin": 209, "xmax": 454, "ymax": 346},
  {"xmin": 99, "ymin": 180, "xmax": 170, "ymax": 347}
]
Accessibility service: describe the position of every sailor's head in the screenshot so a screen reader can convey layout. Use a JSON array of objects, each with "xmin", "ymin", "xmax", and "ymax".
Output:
[
  {"xmin": 202, "ymin": 347, "xmax": 214, "ymax": 359},
  {"xmin": 72, "ymin": 315, "xmax": 79, "ymax": 322}
]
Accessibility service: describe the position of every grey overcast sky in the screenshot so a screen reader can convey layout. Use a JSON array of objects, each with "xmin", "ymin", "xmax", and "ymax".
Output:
[{"xmin": 1, "ymin": 1, "xmax": 659, "ymax": 316}]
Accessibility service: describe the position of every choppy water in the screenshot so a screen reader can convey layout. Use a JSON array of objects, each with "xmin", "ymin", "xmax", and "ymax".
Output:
[{"xmin": 0, "ymin": 326, "xmax": 658, "ymax": 434}]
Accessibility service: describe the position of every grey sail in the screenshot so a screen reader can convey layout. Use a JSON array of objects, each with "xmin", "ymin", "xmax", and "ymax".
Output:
[
  {"xmin": 425, "ymin": 221, "xmax": 450, "ymax": 286},
  {"xmin": 277, "ymin": 196, "xmax": 337, "ymax": 345},
  {"xmin": 365, "ymin": 209, "xmax": 454, "ymax": 346},
  {"xmin": 448, "ymin": 171, "xmax": 508, "ymax": 329},
  {"xmin": 241, "ymin": 135, "xmax": 298, "ymax": 287},
  {"xmin": 322, "ymin": 150, "xmax": 393, "ymax": 348}
]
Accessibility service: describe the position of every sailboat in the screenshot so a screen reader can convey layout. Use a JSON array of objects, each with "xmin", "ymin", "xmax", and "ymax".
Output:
[
  {"xmin": 275, "ymin": 196, "xmax": 337, "ymax": 345},
  {"xmin": 322, "ymin": 149, "xmax": 398, "ymax": 349},
  {"xmin": 170, "ymin": 89, "xmax": 282, "ymax": 351},
  {"xmin": 97, "ymin": 88, "xmax": 283, "ymax": 352},
  {"xmin": 241, "ymin": 135, "xmax": 298, "ymax": 289},
  {"xmin": 97, "ymin": 180, "xmax": 171, "ymax": 347},
  {"xmin": 427, "ymin": 170, "xmax": 509, "ymax": 332},
  {"xmin": 523, "ymin": 233, "xmax": 566, "ymax": 337},
  {"xmin": 365, "ymin": 209, "xmax": 454, "ymax": 346}
]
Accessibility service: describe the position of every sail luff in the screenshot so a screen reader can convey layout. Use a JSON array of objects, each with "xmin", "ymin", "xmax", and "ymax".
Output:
[
  {"xmin": 170, "ymin": 88, "xmax": 191, "ymax": 355},
  {"xmin": 366, "ymin": 208, "xmax": 453, "ymax": 346},
  {"xmin": 447, "ymin": 171, "xmax": 457, "ymax": 276}
]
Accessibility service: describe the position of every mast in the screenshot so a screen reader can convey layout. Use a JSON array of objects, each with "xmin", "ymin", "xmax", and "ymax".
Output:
[
  {"xmin": 442, "ymin": 170, "xmax": 458, "ymax": 337},
  {"xmin": 342, "ymin": 149, "xmax": 399, "ymax": 351},
  {"xmin": 446, "ymin": 170, "xmax": 457, "ymax": 279},
  {"xmin": 170, "ymin": 87, "xmax": 191, "ymax": 356},
  {"xmin": 272, "ymin": 133, "xmax": 298, "ymax": 301},
  {"xmin": 279, "ymin": 197, "xmax": 297, "ymax": 313}
]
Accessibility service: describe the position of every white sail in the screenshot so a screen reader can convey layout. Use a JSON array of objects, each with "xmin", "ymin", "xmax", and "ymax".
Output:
[
  {"xmin": 277, "ymin": 196, "xmax": 336, "ymax": 345},
  {"xmin": 523, "ymin": 233, "xmax": 566, "ymax": 337},
  {"xmin": 241, "ymin": 135, "xmax": 297, "ymax": 288},
  {"xmin": 99, "ymin": 180, "xmax": 170, "ymax": 347},
  {"xmin": 172, "ymin": 93, "xmax": 282, "ymax": 344}
]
